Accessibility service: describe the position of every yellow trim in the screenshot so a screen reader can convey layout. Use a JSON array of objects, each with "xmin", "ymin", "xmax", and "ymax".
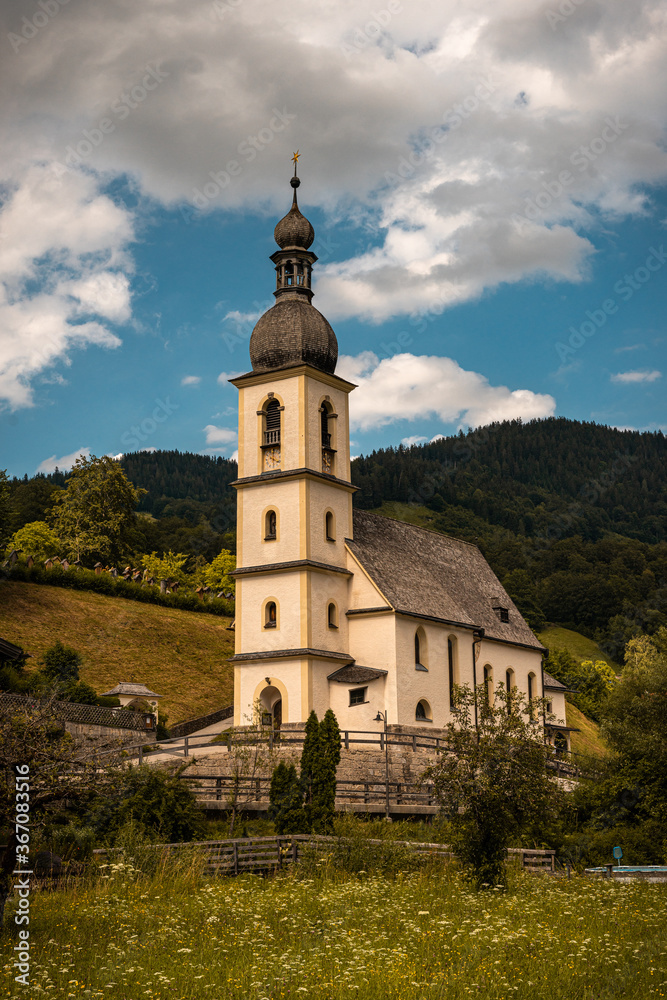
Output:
[
  {"xmin": 253, "ymin": 676, "xmax": 289, "ymax": 725},
  {"xmin": 300, "ymin": 571, "xmax": 309, "ymax": 646},
  {"xmin": 301, "ymin": 658, "xmax": 311, "ymax": 718},
  {"xmin": 237, "ymin": 492, "xmax": 244, "ymax": 567},
  {"xmin": 347, "ymin": 492, "xmax": 353, "ymax": 539},
  {"xmin": 234, "ymin": 470, "xmax": 356, "ymax": 494},
  {"xmin": 237, "ymin": 387, "xmax": 245, "ymax": 478},
  {"xmin": 231, "ymin": 364, "xmax": 356, "ymax": 394},
  {"xmin": 299, "ymin": 478, "xmax": 308, "ymax": 560},
  {"xmin": 298, "ymin": 376, "xmax": 306, "ymax": 467},
  {"xmin": 233, "ymin": 665, "xmax": 242, "ymax": 726},
  {"xmin": 234, "ymin": 583, "xmax": 242, "ymax": 654}
]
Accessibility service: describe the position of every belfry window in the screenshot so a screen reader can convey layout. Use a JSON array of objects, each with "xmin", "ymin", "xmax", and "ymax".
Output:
[
  {"xmin": 262, "ymin": 397, "xmax": 282, "ymax": 472},
  {"xmin": 321, "ymin": 401, "xmax": 335, "ymax": 474}
]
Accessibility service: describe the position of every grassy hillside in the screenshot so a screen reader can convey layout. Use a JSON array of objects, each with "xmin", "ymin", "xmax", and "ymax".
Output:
[
  {"xmin": 538, "ymin": 625, "xmax": 620, "ymax": 672},
  {"xmin": 0, "ymin": 581, "xmax": 234, "ymax": 724},
  {"xmin": 566, "ymin": 701, "xmax": 608, "ymax": 759}
]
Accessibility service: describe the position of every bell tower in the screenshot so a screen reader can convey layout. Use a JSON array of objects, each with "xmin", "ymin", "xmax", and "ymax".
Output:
[{"xmin": 229, "ymin": 155, "xmax": 357, "ymax": 728}]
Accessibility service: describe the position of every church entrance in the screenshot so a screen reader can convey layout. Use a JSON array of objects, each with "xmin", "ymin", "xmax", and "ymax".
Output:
[{"xmin": 260, "ymin": 686, "xmax": 282, "ymax": 729}]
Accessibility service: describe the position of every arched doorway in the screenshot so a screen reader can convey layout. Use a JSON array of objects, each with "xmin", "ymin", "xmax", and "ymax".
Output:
[{"xmin": 260, "ymin": 685, "xmax": 282, "ymax": 729}]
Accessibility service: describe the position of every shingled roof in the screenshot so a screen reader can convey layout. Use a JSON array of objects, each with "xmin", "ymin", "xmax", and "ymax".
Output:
[{"xmin": 347, "ymin": 510, "xmax": 544, "ymax": 651}]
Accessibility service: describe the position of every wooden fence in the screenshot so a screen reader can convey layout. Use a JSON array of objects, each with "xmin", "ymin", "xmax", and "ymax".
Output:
[{"xmin": 92, "ymin": 836, "xmax": 555, "ymax": 877}]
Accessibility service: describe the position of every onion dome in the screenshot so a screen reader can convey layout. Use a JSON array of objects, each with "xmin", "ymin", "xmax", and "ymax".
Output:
[
  {"xmin": 250, "ymin": 298, "xmax": 337, "ymax": 374},
  {"xmin": 274, "ymin": 176, "xmax": 314, "ymax": 249},
  {"xmin": 249, "ymin": 154, "xmax": 338, "ymax": 375}
]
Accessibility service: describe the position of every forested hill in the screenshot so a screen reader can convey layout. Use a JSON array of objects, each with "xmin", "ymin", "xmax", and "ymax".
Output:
[
  {"xmin": 352, "ymin": 418, "xmax": 666, "ymax": 545},
  {"xmin": 5, "ymin": 420, "xmax": 666, "ymax": 659}
]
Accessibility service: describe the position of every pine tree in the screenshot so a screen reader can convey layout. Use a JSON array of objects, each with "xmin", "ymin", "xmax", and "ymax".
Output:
[
  {"xmin": 300, "ymin": 710, "xmax": 321, "ymax": 808},
  {"xmin": 310, "ymin": 709, "xmax": 340, "ymax": 835},
  {"xmin": 269, "ymin": 762, "xmax": 309, "ymax": 835}
]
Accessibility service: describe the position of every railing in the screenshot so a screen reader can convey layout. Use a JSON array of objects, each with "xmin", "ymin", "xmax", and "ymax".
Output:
[
  {"xmin": 263, "ymin": 429, "xmax": 280, "ymax": 445},
  {"xmin": 0, "ymin": 692, "xmax": 154, "ymax": 732},
  {"xmin": 180, "ymin": 774, "xmax": 439, "ymax": 808},
  {"xmin": 91, "ymin": 836, "xmax": 555, "ymax": 877}
]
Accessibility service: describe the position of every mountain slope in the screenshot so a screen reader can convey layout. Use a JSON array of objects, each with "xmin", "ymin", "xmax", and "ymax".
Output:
[{"xmin": 0, "ymin": 581, "xmax": 234, "ymax": 724}]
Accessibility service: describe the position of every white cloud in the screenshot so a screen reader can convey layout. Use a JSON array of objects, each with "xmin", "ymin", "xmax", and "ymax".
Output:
[
  {"xmin": 0, "ymin": 166, "xmax": 134, "ymax": 409},
  {"xmin": 610, "ymin": 369, "xmax": 662, "ymax": 384},
  {"xmin": 338, "ymin": 352, "xmax": 556, "ymax": 431},
  {"xmin": 181, "ymin": 375, "xmax": 201, "ymax": 386},
  {"xmin": 203, "ymin": 424, "xmax": 237, "ymax": 445},
  {"xmin": 36, "ymin": 447, "xmax": 91, "ymax": 474},
  {"xmin": 0, "ymin": 0, "xmax": 664, "ymax": 333},
  {"xmin": 217, "ymin": 371, "xmax": 245, "ymax": 384},
  {"xmin": 401, "ymin": 435, "xmax": 428, "ymax": 447}
]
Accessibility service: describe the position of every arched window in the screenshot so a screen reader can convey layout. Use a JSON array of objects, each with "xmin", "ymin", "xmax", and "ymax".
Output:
[
  {"xmin": 321, "ymin": 400, "xmax": 335, "ymax": 474},
  {"xmin": 327, "ymin": 603, "xmax": 338, "ymax": 629},
  {"xmin": 448, "ymin": 636, "xmax": 457, "ymax": 706},
  {"xmin": 265, "ymin": 601, "xmax": 277, "ymax": 629},
  {"xmin": 325, "ymin": 510, "xmax": 335, "ymax": 541},
  {"xmin": 505, "ymin": 668, "xmax": 514, "ymax": 713},
  {"xmin": 264, "ymin": 398, "xmax": 281, "ymax": 443},
  {"xmin": 527, "ymin": 672, "xmax": 536, "ymax": 719},
  {"xmin": 416, "ymin": 699, "xmax": 432, "ymax": 722},
  {"xmin": 483, "ymin": 664, "xmax": 493, "ymax": 708},
  {"xmin": 415, "ymin": 629, "xmax": 427, "ymax": 670},
  {"xmin": 265, "ymin": 510, "xmax": 277, "ymax": 540}
]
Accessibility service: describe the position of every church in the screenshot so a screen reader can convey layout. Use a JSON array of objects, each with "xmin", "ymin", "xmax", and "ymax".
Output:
[{"xmin": 228, "ymin": 159, "xmax": 569, "ymax": 748}]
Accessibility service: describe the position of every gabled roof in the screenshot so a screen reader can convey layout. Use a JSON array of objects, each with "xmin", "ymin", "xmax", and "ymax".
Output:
[
  {"xmin": 347, "ymin": 510, "xmax": 544, "ymax": 651},
  {"xmin": 543, "ymin": 671, "xmax": 578, "ymax": 693},
  {"xmin": 99, "ymin": 682, "xmax": 162, "ymax": 698}
]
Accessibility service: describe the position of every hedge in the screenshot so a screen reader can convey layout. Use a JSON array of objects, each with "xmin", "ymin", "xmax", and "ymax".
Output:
[{"xmin": 1, "ymin": 564, "xmax": 235, "ymax": 618}]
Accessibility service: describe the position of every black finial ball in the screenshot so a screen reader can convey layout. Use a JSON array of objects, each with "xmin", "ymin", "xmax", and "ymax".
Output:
[{"xmin": 290, "ymin": 176, "xmax": 301, "ymax": 189}]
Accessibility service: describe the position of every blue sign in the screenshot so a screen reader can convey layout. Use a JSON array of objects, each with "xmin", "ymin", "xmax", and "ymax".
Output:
[{"xmin": 613, "ymin": 846, "xmax": 623, "ymax": 860}]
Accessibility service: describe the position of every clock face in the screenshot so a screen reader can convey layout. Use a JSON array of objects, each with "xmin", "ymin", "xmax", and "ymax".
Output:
[
  {"xmin": 322, "ymin": 449, "xmax": 332, "ymax": 473},
  {"xmin": 264, "ymin": 446, "xmax": 281, "ymax": 471}
]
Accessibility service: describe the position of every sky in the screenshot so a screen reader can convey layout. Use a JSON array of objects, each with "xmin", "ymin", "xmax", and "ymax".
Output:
[{"xmin": 1, "ymin": 0, "xmax": 666, "ymax": 478}]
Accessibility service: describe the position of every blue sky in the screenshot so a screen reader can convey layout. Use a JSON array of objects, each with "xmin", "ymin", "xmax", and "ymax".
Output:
[{"xmin": 1, "ymin": 0, "xmax": 666, "ymax": 479}]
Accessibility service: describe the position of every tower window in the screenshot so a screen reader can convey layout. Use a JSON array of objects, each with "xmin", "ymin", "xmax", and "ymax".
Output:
[
  {"xmin": 265, "ymin": 601, "xmax": 277, "ymax": 628},
  {"xmin": 265, "ymin": 510, "xmax": 277, "ymax": 540},
  {"xmin": 325, "ymin": 510, "xmax": 335, "ymax": 541},
  {"xmin": 264, "ymin": 398, "xmax": 281, "ymax": 445},
  {"xmin": 321, "ymin": 401, "xmax": 335, "ymax": 474},
  {"xmin": 327, "ymin": 603, "xmax": 338, "ymax": 629},
  {"xmin": 483, "ymin": 664, "xmax": 493, "ymax": 707}
]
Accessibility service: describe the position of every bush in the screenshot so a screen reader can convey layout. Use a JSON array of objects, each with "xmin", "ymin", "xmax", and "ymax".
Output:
[
  {"xmin": 2, "ymin": 563, "xmax": 234, "ymax": 617},
  {"xmin": 83, "ymin": 764, "xmax": 205, "ymax": 844}
]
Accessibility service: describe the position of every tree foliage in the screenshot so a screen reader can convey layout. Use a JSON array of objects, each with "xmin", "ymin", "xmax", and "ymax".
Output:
[
  {"xmin": 426, "ymin": 684, "xmax": 560, "ymax": 886},
  {"xmin": 269, "ymin": 762, "xmax": 309, "ymax": 835},
  {"xmin": 7, "ymin": 520, "xmax": 61, "ymax": 562},
  {"xmin": 203, "ymin": 549, "xmax": 236, "ymax": 593},
  {"xmin": 141, "ymin": 550, "xmax": 190, "ymax": 583},
  {"xmin": 42, "ymin": 640, "xmax": 83, "ymax": 684},
  {"xmin": 49, "ymin": 454, "xmax": 146, "ymax": 563},
  {"xmin": 545, "ymin": 648, "xmax": 617, "ymax": 722}
]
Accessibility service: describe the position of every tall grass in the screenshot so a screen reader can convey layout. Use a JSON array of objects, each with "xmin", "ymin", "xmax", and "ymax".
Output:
[{"xmin": 3, "ymin": 846, "xmax": 666, "ymax": 999}]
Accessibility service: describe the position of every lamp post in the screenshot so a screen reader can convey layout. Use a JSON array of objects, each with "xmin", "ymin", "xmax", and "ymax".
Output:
[{"xmin": 374, "ymin": 709, "xmax": 390, "ymax": 821}]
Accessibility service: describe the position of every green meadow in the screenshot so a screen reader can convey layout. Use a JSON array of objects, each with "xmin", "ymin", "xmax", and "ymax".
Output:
[{"xmin": 3, "ymin": 857, "xmax": 666, "ymax": 1000}]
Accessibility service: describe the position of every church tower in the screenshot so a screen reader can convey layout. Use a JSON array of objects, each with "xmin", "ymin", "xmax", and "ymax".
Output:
[{"xmin": 229, "ymin": 156, "xmax": 357, "ymax": 727}]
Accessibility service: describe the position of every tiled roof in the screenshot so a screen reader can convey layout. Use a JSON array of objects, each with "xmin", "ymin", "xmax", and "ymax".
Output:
[
  {"xmin": 347, "ymin": 510, "xmax": 544, "ymax": 651},
  {"xmin": 99, "ymin": 682, "xmax": 162, "ymax": 698}
]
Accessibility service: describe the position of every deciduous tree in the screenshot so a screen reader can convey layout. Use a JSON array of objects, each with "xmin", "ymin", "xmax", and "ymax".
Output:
[
  {"xmin": 425, "ymin": 684, "xmax": 559, "ymax": 886},
  {"xmin": 49, "ymin": 455, "xmax": 146, "ymax": 564}
]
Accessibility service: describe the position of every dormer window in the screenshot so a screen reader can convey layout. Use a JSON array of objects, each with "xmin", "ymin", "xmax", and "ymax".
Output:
[{"xmin": 493, "ymin": 604, "xmax": 510, "ymax": 623}]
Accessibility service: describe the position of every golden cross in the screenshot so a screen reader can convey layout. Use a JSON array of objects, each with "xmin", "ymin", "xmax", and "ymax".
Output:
[{"xmin": 292, "ymin": 150, "xmax": 300, "ymax": 165}]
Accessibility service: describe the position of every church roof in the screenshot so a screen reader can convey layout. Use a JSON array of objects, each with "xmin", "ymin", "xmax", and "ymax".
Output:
[
  {"xmin": 347, "ymin": 510, "xmax": 545, "ymax": 651},
  {"xmin": 327, "ymin": 664, "xmax": 388, "ymax": 684}
]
